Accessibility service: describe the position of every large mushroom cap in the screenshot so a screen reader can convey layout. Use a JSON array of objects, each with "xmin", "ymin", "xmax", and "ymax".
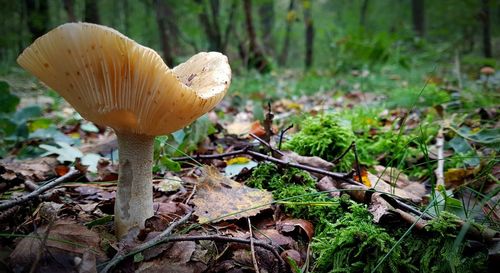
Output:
[{"xmin": 17, "ymin": 22, "xmax": 231, "ymax": 136}]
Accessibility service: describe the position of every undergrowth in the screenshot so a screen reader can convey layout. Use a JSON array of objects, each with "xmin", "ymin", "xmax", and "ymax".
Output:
[{"xmin": 248, "ymin": 163, "xmax": 488, "ymax": 273}]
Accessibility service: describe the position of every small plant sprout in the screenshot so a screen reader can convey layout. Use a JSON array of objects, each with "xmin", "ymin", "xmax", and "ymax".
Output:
[{"xmin": 17, "ymin": 23, "xmax": 231, "ymax": 238}]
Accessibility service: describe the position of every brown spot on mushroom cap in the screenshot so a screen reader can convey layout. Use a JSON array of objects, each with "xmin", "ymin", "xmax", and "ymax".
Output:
[{"xmin": 17, "ymin": 22, "xmax": 231, "ymax": 136}]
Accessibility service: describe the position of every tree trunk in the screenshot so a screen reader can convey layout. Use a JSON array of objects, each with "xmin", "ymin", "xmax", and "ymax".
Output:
[
  {"xmin": 279, "ymin": 0, "xmax": 295, "ymax": 66},
  {"xmin": 154, "ymin": 0, "xmax": 175, "ymax": 66},
  {"xmin": 481, "ymin": 0, "xmax": 492, "ymax": 58},
  {"xmin": 62, "ymin": 0, "xmax": 76, "ymax": 22},
  {"xmin": 411, "ymin": 0, "xmax": 425, "ymax": 37},
  {"xmin": 84, "ymin": 0, "xmax": 100, "ymax": 24},
  {"xmin": 195, "ymin": 0, "xmax": 222, "ymax": 51},
  {"xmin": 360, "ymin": 0, "xmax": 369, "ymax": 27},
  {"xmin": 243, "ymin": 0, "xmax": 270, "ymax": 72},
  {"xmin": 258, "ymin": 0, "xmax": 275, "ymax": 55},
  {"xmin": 24, "ymin": 0, "xmax": 49, "ymax": 41},
  {"xmin": 303, "ymin": 0, "xmax": 314, "ymax": 69}
]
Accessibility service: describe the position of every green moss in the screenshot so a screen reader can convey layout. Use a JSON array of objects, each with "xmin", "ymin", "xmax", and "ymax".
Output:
[
  {"xmin": 283, "ymin": 113, "xmax": 355, "ymax": 171},
  {"xmin": 312, "ymin": 202, "xmax": 409, "ymax": 273},
  {"xmin": 248, "ymin": 164, "xmax": 488, "ymax": 273}
]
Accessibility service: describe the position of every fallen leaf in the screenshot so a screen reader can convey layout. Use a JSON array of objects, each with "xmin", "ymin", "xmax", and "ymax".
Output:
[
  {"xmin": 278, "ymin": 218, "xmax": 314, "ymax": 241},
  {"xmin": 9, "ymin": 220, "xmax": 106, "ymax": 273},
  {"xmin": 193, "ymin": 166, "xmax": 273, "ymax": 223},
  {"xmin": 250, "ymin": 121, "xmax": 266, "ymax": 138},
  {"xmin": 154, "ymin": 175, "xmax": 184, "ymax": 192},
  {"xmin": 254, "ymin": 229, "xmax": 295, "ymax": 247}
]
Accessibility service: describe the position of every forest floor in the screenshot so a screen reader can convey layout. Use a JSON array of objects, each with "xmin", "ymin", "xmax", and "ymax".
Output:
[{"xmin": 0, "ymin": 61, "xmax": 499, "ymax": 273}]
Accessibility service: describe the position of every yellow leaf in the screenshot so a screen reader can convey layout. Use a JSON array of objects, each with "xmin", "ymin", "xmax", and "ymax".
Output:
[{"xmin": 226, "ymin": 157, "xmax": 251, "ymax": 165}]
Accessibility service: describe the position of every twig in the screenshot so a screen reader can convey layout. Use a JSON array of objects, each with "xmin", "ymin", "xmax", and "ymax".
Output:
[
  {"xmin": 173, "ymin": 148, "xmax": 362, "ymax": 185},
  {"xmin": 332, "ymin": 141, "xmax": 354, "ymax": 164},
  {"xmin": 248, "ymin": 218, "xmax": 260, "ymax": 273},
  {"xmin": 278, "ymin": 124, "xmax": 293, "ymax": 150},
  {"xmin": 245, "ymin": 149, "xmax": 359, "ymax": 184},
  {"xmin": 263, "ymin": 101, "xmax": 274, "ymax": 143},
  {"xmin": 352, "ymin": 142, "xmax": 363, "ymax": 183},
  {"xmin": 99, "ymin": 211, "xmax": 193, "ymax": 273},
  {"xmin": 0, "ymin": 169, "xmax": 80, "ymax": 211},
  {"xmin": 166, "ymin": 235, "xmax": 287, "ymax": 273},
  {"xmin": 434, "ymin": 128, "xmax": 445, "ymax": 187},
  {"xmin": 249, "ymin": 133, "xmax": 284, "ymax": 157}
]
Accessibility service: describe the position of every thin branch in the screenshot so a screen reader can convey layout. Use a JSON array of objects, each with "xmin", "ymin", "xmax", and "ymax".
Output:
[
  {"xmin": 0, "ymin": 169, "xmax": 80, "ymax": 211},
  {"xmin": 249, "ymin": 133, "xmax": 284, "ymax": 157},
  {"xmin": 278, "ymin": 124, "xmax": 293, "ymax": 150},
  {"xmin": 248, "ymin": 218, "xmax": 260, "ymax": 273},
  {"xmin": 166, "ymin": 235, "xmax": 287, "ymax": 273},
  {"xmin": 332, "ymin": 141, "xmax": 354, "ymax": 164},
  {"xmin": 99, "ymin": 211, "xmax": 193, "ymax": 273}
]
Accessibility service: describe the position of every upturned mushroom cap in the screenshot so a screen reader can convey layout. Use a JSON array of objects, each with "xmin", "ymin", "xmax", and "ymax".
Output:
[{"xmin": 17, "ymin": 22, "xmax": 231, "ymax": 136}]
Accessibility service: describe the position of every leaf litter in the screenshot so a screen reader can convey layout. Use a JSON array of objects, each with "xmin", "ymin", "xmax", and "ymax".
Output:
[{"xmin": 0, "ymin": 68, "xmax": 498, "ymax": 273}]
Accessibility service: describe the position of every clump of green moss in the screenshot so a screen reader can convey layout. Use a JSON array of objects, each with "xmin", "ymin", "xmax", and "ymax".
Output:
[
  {"xmin": 248, "ymin": 163, "xmax": 342, "ymax": 224},
  {"xmin": 248, "ymin": 163, "xmax": 488, "ymax": 273},
  {"xmin": 283, "ymin": 113, "xmax": 355, "ymax": 171}
]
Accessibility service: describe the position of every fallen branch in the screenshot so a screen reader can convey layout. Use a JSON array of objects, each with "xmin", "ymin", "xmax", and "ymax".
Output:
[
  {"xmin": 100, "ymin": 211, "xmax": 193, "ymax": 273},
  {"xmin": 0, "ymin": 169, "xmax": 80, "ymax": 211}
]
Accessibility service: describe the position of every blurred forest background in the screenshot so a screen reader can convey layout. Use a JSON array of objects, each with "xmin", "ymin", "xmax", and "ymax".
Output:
[{"xmin": 0, "ymin": 0, "xmax": 498, "ymax": 74}]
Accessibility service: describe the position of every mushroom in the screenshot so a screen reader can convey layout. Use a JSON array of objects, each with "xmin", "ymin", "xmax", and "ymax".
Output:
[{"xmin": 17, "ymin": 23, "xmax": 231, "ymax": 238}]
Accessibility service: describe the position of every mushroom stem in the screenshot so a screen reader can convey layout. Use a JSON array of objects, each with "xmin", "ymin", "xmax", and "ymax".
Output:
[{"xmin": 114, "ymin": 132, "xmax": 154, "ymax": 238}]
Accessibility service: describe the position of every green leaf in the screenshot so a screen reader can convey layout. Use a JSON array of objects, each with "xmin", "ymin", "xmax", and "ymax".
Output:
[
  {"xmin": 81, "ymin": 153, "xmax": 102, "ymax": 172},
  {"xmin": 448, "ymin": 136, "xmax": 472, "ymax": 154},
  {"xmin": 0, "ymin": 81, "xmax": 20, "ymax": 113},
  {"xmin": 158, "ymin": 155, "xmax": 181, "ymax": 172},
  {"xmin": 39, "ymin": 141, "xmax": 83, "ymax": 163},
  {"xmin": 30, "ymin": 126, "xmax": 76, "ymax": 144},
  {"xmin": 80, "ymin": 122, "xmax": 99, "ymax": 133},
  {"xmin": 29, "ymin": 118, "xmax": 53, "ymax": 131},
  {"xmin": 133, "ymin": 253, "xmax": 144, "ymax": 263},
  {"xmin": 0, "ymin": 117, "xmax": 17, "ymax": 136},
  {"xmin": 14, "ymin": 105, "xmax": 42, "ymax": 123}
]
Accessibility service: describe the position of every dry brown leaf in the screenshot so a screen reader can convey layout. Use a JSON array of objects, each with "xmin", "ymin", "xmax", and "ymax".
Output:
[
  {"xmin": 192, "ymin": 166, "xmax": 273, "ymax": 223},
  {"xmin": 254, "ymin": 229, "xmax": 295, "ymax": 247},
  {"xmin": 278, "ymin": 218, "xmax": 314, "ymax": 241},
  {"xmin": 9, "ymin": 220, "xmax": 106, "ymax": 273}
]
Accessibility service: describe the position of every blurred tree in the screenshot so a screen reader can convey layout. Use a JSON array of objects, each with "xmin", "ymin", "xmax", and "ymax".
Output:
[
  {"xmin": 480, "ymin": 0, "xmax": 492, "ymax": 57},
  {"xmin": 84, "ymin": 0, "xmax": 100, "ymax": 24},
  {"xmin": 303, "ymin": 0, "xmax": 314, "ymax": 68},
  {"xmin": 24, "ymin": 0, "xmax": 49, "ymax": 41},
  {"xmin": 279, "ymin": 0, "xmax": 295, "ymax": 66},
  {"xmin": 411, "ymin": 0, "xmax": 425, "ymax": 37},
  {"xmin": 243, "ymin": 0, "xmax": 270, "ymax": 72},
  {"xmin": 258, "ymin": 0, "xmax": 275, "ymax": 56},
  {"xmin": 62, "ymin": 0, "xmax": 76, "ymax": 22},
  {"xmin": 194, "ymin": 0, "xmax": 237, "ymax": 52},
  {"xmin": 360, "ymin": 0, "xmax": 369, "ymax": 27},
  {"xmin": 154, "ymin": 0, "xmax": 175, "ymax": 66}
]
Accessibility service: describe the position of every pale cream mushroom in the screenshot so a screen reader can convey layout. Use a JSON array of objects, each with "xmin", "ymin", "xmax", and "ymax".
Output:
[{"xmin": 17, "ymin": 22, "xmax": 231, "ymax": 238}]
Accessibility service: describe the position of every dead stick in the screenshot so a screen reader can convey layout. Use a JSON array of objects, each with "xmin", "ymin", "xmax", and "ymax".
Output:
[
  {"xmin": 248, "ymin": 218, "xmax": 260, "ymax": 273},
  {"xmin": 166, "ymin": 235, "xmax": 287, "ymax": 273},
  {"xmin": 172, "ymin": 149, "xmax": 357, "ymax": 184},
  {"xmin": 100, "ymin": 211, "xmax": 193, "ymax": 273},
  {"xmin": 0, "ymin": 169, "xmax": 80, "ymax": 211},
  {"xmin": 249, "ymin": 133, "xmax": 284, "ymax": 157}
]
